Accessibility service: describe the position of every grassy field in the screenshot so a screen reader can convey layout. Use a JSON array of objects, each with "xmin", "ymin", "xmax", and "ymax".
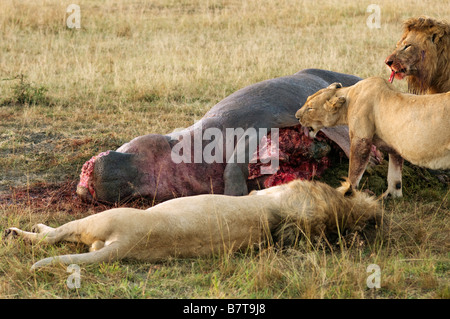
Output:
[{"xmin": 0, "ymin": 0, "xmax": 448, "ymax": 299}]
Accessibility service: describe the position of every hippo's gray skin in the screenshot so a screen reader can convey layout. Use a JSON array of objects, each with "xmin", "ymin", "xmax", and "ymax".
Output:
[{"xmin": 77, "ymin": 69, "xmax": 361, "ymax": 203}]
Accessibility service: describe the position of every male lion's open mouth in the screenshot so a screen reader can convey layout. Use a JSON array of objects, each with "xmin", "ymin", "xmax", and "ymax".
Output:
[
  {"xmin": 385, "ymin": 56, "xmax": 408, "ymax": 83},
  {"xmin": 388, "ymin": 68, "xmax": 407, "ymax": 83}
]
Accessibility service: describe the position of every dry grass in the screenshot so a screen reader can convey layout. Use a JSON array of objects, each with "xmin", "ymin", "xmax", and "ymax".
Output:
[{"xmin": 0, "ymin": 0, "xmax": 449, "ymax": 299}]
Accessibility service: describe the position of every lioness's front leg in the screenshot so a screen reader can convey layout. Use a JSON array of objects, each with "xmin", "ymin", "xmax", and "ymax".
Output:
[
  {"xmin": 382, "ymin": 152, "xmax": 404, "ymax": 198},
  {"xmin": 31, "ymin": 223, "xmax": 55, "ymax": 234},
  {"xmin": 4, "ymin": 223, "xmax": 70, "ymax": 245},
  {"xmin": 3, "ymin": 226, "xmax": 57, "ymax": 244},
  {"xmin": 349, "ymin": 137, "xmax": 372, "ymax": 188}
]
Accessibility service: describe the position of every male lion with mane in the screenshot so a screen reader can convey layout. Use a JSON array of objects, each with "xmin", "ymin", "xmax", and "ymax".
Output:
[
  {"xmin": 4, "ymin": 179, "xmax": 382, "ymax": 270},
  {"xmin": 295, "ymin": 78, "xmax": 450, "ymax": 197},
  {"xmin": 385, "ymin": 16, "xmax": 450, "ymax": 94}
]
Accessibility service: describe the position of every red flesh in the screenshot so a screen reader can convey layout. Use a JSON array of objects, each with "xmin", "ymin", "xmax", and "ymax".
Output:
[{"xmin": 389, "ymin": 70, "xmax": 395, "ymax": 83}]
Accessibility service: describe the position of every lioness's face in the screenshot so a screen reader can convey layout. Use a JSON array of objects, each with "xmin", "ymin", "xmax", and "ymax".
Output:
[
  {"xmin": 384, "ymin": 30, "xmax": 429, "ymax": 80},
  {"xmin": 295, "ymin": 83, "xmax": 346, "ymax": 138}
]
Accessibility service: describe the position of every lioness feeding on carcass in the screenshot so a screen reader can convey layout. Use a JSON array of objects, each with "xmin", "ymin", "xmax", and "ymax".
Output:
[
  {"xmin": 76, "ymin": 69, "xmax": 364, "ymax": 204},
  {"xmin": 295, "ymin": 77, "xmax": 450, "ymax": 198},
  {"xmin": 4, "ymin": 179, "xmax": 382, "ymax": 270}
]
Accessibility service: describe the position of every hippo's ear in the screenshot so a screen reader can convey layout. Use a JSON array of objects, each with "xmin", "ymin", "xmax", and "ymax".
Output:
[
  {"xmin": 324, "ymin": 96, "xmax": 346, "ymax": 112},
  {"xmin": 167, "ymin": 139, "xmax": 180, "ymax": 149},
  {"xmin": 327, "ymin": 82, "xmax": 343, "ymax": 90}
]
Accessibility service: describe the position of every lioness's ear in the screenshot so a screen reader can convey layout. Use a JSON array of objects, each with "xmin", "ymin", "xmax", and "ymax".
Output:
[
  {"xmin": 327, "ymin": 82, "xmax": 343, "ymax": 90},
  {"xmin": 324, "ymin": 96, "xmax": 346, "ymax": 111}
]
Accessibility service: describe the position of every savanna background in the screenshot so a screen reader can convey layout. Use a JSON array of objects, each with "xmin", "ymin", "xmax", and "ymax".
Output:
[{"xmin": 0, "ymin": 0, "xmax": 448, "ymax": 299}]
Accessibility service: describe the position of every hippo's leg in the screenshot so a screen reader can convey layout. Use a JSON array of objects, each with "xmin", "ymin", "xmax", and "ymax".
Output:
[
  {"xmin": 224, "ymin": 162, "xmax": 249, "ymax": 195},
  {"xmin": 224, "ymin": 132, "xmax": 261, "ymax": 196}
]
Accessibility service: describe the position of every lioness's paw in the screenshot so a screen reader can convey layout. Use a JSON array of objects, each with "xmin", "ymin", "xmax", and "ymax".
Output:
[
  {"xmin": 381, "ymin": 189, "xmax": 402, "ymax": 200},
  {"xmin": 3, "ymin": 228, "xmax": 19, "ymax": 240}
]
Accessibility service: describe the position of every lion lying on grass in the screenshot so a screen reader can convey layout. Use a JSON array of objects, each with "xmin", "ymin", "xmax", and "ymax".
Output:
[
  {"xmin": 4, "ymin": 179, "xmax": 382, "ymax": 270},
  {"xmin": 295, "ymin": 77, "xmax": 450, "ymax": 197}
]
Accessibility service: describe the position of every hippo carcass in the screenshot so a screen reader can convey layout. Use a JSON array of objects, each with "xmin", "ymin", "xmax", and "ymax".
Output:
[{"xmin": 77, "ymin": 69, "xmax": 362, "ymax": 203}]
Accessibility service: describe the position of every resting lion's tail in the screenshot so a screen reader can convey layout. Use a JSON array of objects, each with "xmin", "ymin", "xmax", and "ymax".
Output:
[
  {"xmin": 31, "ymin": 242, "xmax": 122, "ymax": 271},
  {"xmin": 335, "ymin": 178, "xmax": 354, "ymax": 197}
]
